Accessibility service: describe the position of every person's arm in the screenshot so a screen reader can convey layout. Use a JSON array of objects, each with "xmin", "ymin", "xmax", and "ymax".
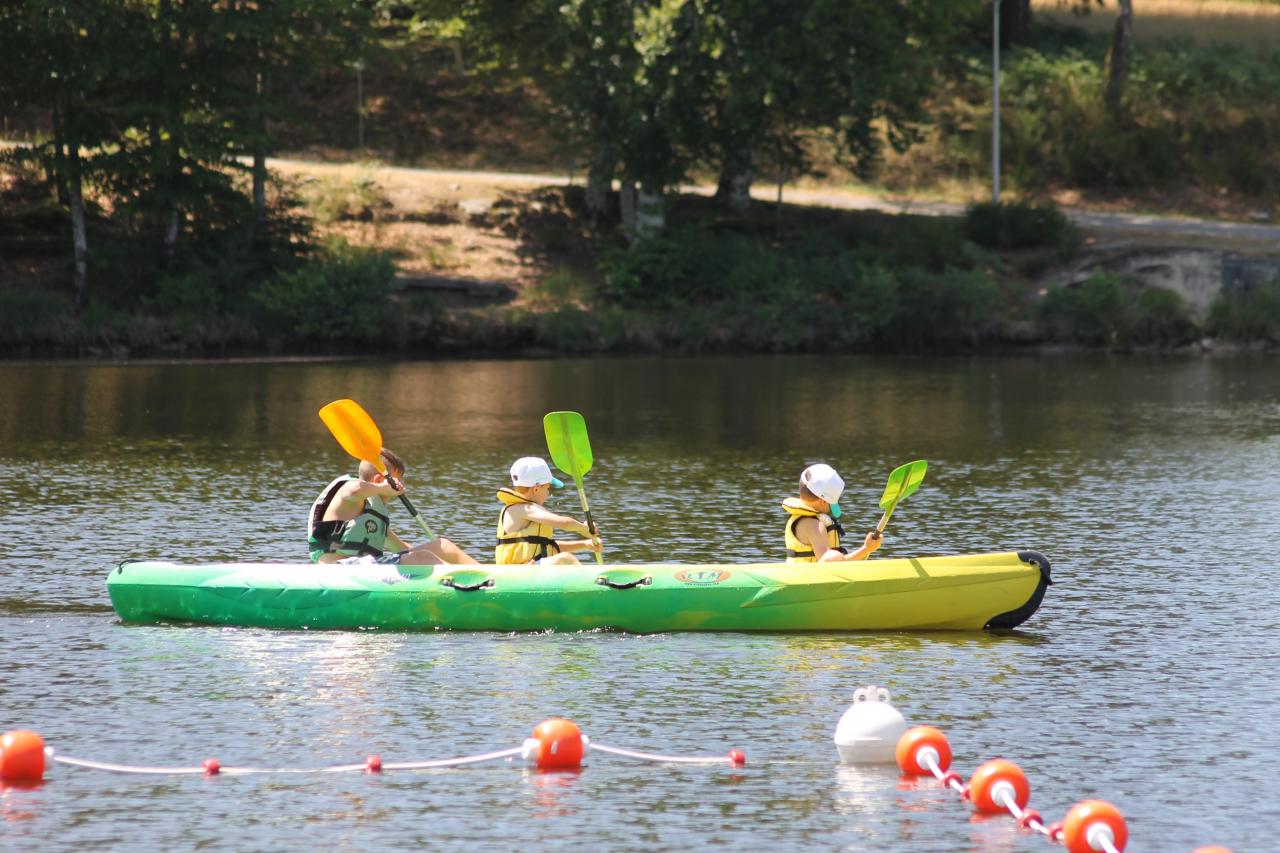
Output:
[
  {"xmin": 326, "ymin": 479, "xmax": 403, "ymax": 521},
  {"xmin": 554, "ymin": 537, "xmax": 604, "ymax": 555},
  {"xmin": 821, "ymin": 530, "xmax": 882, "ymax": 562},
  {"xmin": 387, "ymin": 529, "xmax": 412, "ymax": 551},
  {"xmin": 350, "ymin": 478, "xmax": 403, "ymax": 502},
  {"xmin": 523, "ymin": 504, "xmax": 592, "ymax": 538},
  {"xmin": 795, "ymin": 517, "xmax": 834, "ymax": 561}
]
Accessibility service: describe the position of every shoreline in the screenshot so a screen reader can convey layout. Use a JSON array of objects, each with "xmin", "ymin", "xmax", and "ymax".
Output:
[{"xmin": 4, "ymin": 337, "xmax": 1274, "ymax": 366}]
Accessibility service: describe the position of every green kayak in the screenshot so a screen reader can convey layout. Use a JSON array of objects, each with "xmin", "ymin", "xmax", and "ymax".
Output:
[{"xmin": 106, "ymin": 550, "xmax": 1051, "ymax": 632}]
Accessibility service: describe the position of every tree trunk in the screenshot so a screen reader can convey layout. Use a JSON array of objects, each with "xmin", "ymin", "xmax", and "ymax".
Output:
[
  {"xmin": 619, "ymin": 181, "xmax": 636, "ymax": 234},
  {"xmin": 162, "ymin": 0, "xmax": 182, "ymax": 266},
  {"xmin": 68, "ymin": 154, "xmax": 90, "ymax": 311},
  {"xmin": 252, "ymin": 72, "xmax": 267, "ymax": 232},
  {"xmin": 164, "ymin": 208, "xmax": 180, "ymax": 264},
  {"xmin": 1105, "ymin": 0, "xmax": 1134, "ymax": 114},
  {"xmin": 714, "ymin": 163, "xmax": 753, "ymax": 214},
  {"xmin": 634, "ymin": 182, "xmax": 665, "ymax": 241},
  {"xmin": 50, "ymin": 97, "xmax": 69, "ymax": 205},
  {"xmin": 585, "ymin": 146, "xmax": 614, "ymax": 224},
  {"xmin": 58, "ymin": 81, "xmax": 89, "ymax": 308},
  {"xmin": 252, "ymin": 149, "xmax": 267, "ymax": 222},
  {"xmin": 999, "ymin": 0, "xmax": 1031, "ymax": 47}
]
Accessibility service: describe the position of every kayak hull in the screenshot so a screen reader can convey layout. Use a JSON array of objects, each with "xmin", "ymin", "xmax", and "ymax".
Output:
[{"xmin": 106, "ymin": 550, "xmax": 1051, "ymax": 633}]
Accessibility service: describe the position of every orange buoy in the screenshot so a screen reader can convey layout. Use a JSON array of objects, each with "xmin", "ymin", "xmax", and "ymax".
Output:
[
  {"xmin": 530, "ymin": 718, "xmax": 584, "ymax": 770},
  {"xmin": 967, "ymin": 759, "xmax": 1030, "ymax": 814},
  {"xmin": 1189, "ymin": 848, "xmax": 1233, "ymax": 853},
  {"xmin": 1062, "ymin": 800, "xmax": 1128, "ymax": 853},
  {"xmin": 895, "ymin": 726, "xmax": 952, "ymax": 776},
  {"xmin": 727, "ymin": 749, "xmax": 746, "ymax": 767},
  {"xmin": 0, "ymin": 730, "xmax": 46, "ymax": 784}
]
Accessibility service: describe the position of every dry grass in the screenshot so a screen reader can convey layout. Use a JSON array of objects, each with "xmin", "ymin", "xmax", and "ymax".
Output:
[
  {"xmin": 272, "ymin": 158, "xmax": 565, "ymax": 287},
  {"xmin": 1032, "ymin": 0, "xmax": 1280, "ymax": 44}
]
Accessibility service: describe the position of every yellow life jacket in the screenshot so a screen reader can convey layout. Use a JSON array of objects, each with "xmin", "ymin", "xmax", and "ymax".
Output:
[
  {"xmin": 782, "ymin": 498, "xmax": 845, "ymax": 563},
  {"xmin": 495, "ymin": 488, "xmax": 561, "ymax": 564}
]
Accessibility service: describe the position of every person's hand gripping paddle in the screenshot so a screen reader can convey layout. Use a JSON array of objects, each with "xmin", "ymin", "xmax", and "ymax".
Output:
[
  {"xmin": 543, "ymin": 411, "xmax": 603, "ymax": 565},
  {"xmin": 874, "ymin": 459, "xmax": 928, "ymax": 539},
  {"xmin": 319, "ymin": 398, "xmax": 435, "ymax": 540}
]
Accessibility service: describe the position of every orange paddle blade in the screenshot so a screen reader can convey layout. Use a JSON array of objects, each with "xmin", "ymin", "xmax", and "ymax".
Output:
[{"xmin": 319, "ymin": 399, "xmax": 386, "ymax": 473}]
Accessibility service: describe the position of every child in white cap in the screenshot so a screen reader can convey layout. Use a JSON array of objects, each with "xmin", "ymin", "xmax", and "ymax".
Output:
[
  {"xmin": 782, "ymin": 463, "xmax": 882, "ymax": 563},
  {"xmin": 495, "ymin": 456, "xmax": 603, "ymax": 565}
]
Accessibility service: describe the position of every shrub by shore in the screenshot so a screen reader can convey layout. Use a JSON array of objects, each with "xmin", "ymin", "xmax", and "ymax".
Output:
[{"xmin": 3, "ymin": 186, "xmax": 1277, "ymax": 360}]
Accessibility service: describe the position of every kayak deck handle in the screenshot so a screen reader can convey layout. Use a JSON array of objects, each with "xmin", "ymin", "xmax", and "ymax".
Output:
[
  {"xmin": 440, "ymin": 576, "xmax": 496, "ymax": 592},
  {"xmin": 595, "ymin": 575, "xmax": 653, "ymax": 590}
]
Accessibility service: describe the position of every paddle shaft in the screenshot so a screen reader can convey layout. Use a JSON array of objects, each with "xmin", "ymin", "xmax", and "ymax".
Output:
[
  {"xmin": 552, "ymin": 418, "xmax": 603, "ymax": 565},
  {"xmin": 574, "ymin": 484, "xmax": 603, "ymax": 565},
  {"xmin": 387, "ymin": 475, "xmax": 435, "ymax": 540}
]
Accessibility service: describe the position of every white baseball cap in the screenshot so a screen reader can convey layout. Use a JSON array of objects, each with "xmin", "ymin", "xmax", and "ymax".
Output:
[
  {"xmin": 800, "ymin": 463, "xmax": 844, "ymax": 505},
  {"xmin": 510, "ymin": 456, "xmax": 565, "ymax": 488}
]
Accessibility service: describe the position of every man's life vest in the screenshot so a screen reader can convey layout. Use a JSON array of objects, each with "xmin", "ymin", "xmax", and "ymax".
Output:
[
  {"xmin": 308, "ymin": 476, "xmax": 392, "ymax": 562},
  {"xmin": 495, "ymin": 487, "xmax": 560, "ymax": 564}
]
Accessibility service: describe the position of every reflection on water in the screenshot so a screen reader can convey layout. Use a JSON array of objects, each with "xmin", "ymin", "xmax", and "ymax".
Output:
[
  {"xmin": 524, "ymin": 769, "xmax": 581, "ymax": 819},
  {"xmin": 2, "ymin": 355, "xmax": 1279, "ymax": 851}
]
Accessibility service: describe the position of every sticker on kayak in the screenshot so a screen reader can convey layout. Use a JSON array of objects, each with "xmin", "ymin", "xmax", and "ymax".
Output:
[{"xmin": 674, "ymin": 569, "xmax": 731, "ymax": 585}]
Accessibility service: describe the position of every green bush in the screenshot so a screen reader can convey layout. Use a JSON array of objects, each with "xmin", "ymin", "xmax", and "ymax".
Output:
[
  {"xmin": 847, "ymin": 214, "xmax": 989, "ymax": 274},
  {"xmin": 597, "ymin": 228, "xmax": 1013, "ymax": 350},
  {"xmin": 526, "ymin": 266, "xmax": 593, "ymax": 309},
  {"xmin": 1208, "ymin": 281, "xmax": 1280, "ymax": 342},
  {"xmin": 879, "ymin": 267, "xmax": 1001, "ymax": 348},
  {"xmin": 1040, "ymin": 274, "xmax": 1198, "ymax": 346},
  {"xmin": 0, "ymin": 289, "xmax": 76, "ymax": 344},
  {"xmin": 930, "ymin": 40, "xmax": 1280, "ymax": 197},
  {"xmin": 1133, "ymin": 287, "xmax": 1199, "ymax": 345},
  {"xmin": 963, "ymin": 201, "xmax": 1079, "ymax": 254},
  {"xmin": 252, "ymin": 240, "xmax": 396, "ymax": 341},
  {"xmin": 150, "ymin": 252, "xmax": 260, "ymax": 318},
  {"xmin": 1041, "ymin": 274, "xmax": 1126, "ymax": 345}
]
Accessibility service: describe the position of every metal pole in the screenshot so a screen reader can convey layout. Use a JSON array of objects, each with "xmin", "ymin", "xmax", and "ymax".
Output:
[{"xmin": 993, "ymin": 0, "xmax": 1001, "ymax": 204}]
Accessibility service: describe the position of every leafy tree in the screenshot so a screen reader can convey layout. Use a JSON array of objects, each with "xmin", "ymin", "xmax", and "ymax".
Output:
[
  {"xmin": 0, "ymin": 0, "xmax": 136, "ymax": 306},
  {"xmin": 685, "ymin": 0, "xmax": 971, "ymax": 211},
  {"xmin": 447, "ymin": 0, "xmax": 646, "ymax": 222}
]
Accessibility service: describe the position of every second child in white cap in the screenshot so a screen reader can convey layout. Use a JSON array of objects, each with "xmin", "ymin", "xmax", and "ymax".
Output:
[
  {"xmin": 782, "ymin": 463, "xmax": 883, "ymax": 563},
  {"xmin": 495, "ymin": 456, "xmax": 604, "ymax": 565}
]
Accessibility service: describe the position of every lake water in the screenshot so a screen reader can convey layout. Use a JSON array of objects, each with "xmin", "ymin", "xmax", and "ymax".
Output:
[{"xmin": 2, "ymin": 355, "xmax": 1278, "ymax": 851}]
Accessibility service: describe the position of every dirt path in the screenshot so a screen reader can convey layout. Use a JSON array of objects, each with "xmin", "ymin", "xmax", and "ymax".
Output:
[{"xmin": 272, "ymin": 156, "xmax": 1280, "ymax": 257}]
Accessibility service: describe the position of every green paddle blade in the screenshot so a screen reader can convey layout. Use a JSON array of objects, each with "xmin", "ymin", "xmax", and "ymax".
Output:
[
  {"xmin": 543, "ymin": 411, "xmax": 593, "ymax": 479},
  {"xmin": 880, "ymin": 459, "xmax": 927, "ymax": 510}
]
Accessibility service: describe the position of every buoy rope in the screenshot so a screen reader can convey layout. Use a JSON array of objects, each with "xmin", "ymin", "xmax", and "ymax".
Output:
[
  {"xmin": 28, "ymin": 731, "xmax": 743, "ymax": 779},
  {"xmin": 590, "ymin": 743, "xmax": 737, "ymax": 765},
  {"xmin": 379, "ymin": 747, "xmax": 525, "ymax": 771},
  {"xmin": 48, "ymin": 745, "xmax": 525, "ymax": 776},
  {"xmin": 50, "ymin": 752, "xmax": 210, "ymax": 775}
]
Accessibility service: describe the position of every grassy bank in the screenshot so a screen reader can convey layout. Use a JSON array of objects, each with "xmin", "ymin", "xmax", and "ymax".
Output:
[{"xmin": 5, "ymin": 169, "xmax": 1279, "ymax": 359}]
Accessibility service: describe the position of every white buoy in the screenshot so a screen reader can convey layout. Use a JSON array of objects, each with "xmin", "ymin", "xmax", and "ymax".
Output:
[{"xmin": 834, "ymin": 685, "xmax": 907, "ymax": 764}]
